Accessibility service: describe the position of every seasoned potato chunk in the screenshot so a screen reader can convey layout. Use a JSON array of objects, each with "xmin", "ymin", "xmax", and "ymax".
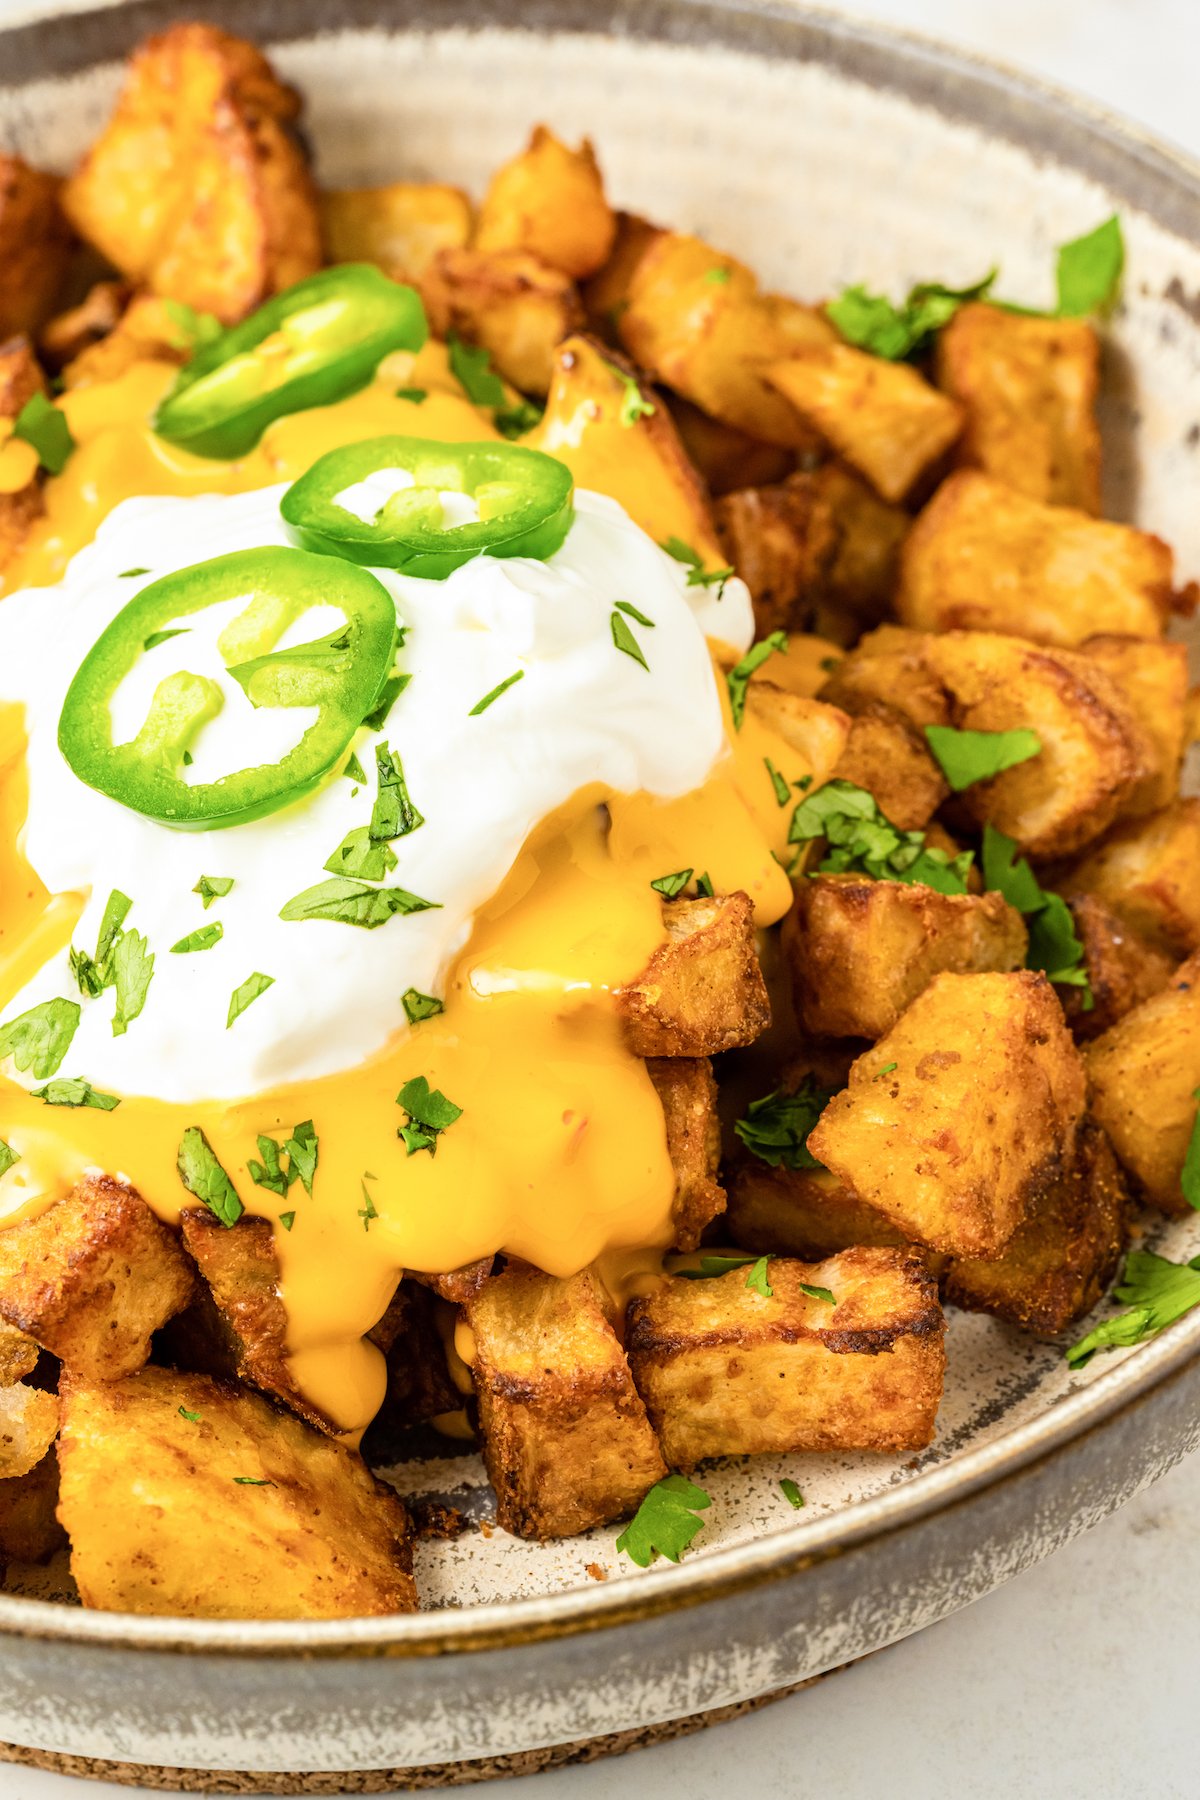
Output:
[
  {"xmin": 667, "ymin": 397, "xmax": 793, "ymax": 497},
  {"xmin": 616, "ymin": 892, "xmax": 771, "ymax": 1056},
  {"xmin": 464, "ymin": 1265, "xmax": 666, "ymax": 1538},
  {"xmin": 809, "ymin": 972, "xmax": 1087, "ymax": 1258},
  {"xmin": 830, "ymin": 702, "xmax": 949, "ymax": 831},
  {"xmin": 1085, "ymin": 951, "xmax": 1200, "ymax": 1213},
  {"xmin": 1078, "ymin": 635, "xmax": 1189, "ymax": 817},
  {"xmin": 425, "ymin": 247, "xmax": 582, "ymax": 395},
  {"xmin": 0, "ymin": 1450, "xmax": 64, "ymax": 1565},
  {"xmin": 0, "ymin": 1176, "xmax": 194, "ymax": 1379},
  {"xmin": 581, "ymin": 210, "xmax": 664, "ymax": 339},
  {"xmin": 647, "ymin": 1057, "xmax": 725, "ymax": 1250},
  {"xmin": 897, "ymin": 471, "xmax": 1174, "ymax": 646},
  {"xmin": 1059, "ymin": 894, "xmax": 1177, "ymax": 1040},
  {"xmin": 57, "ymin": 1367, "xmax": 416, "ymax": 1618},
  {"xmin": 38, "ymin": 279, "xmax": 131, "ymax": 372},
  {"xmin": 0, "ymin": 1322, "xmax": 38, "ymax": 1388},
  {"xmin": 475, "ymin": 126, "xmax": 616, "ymax": 279},
  {"xmin": 768, "ymin": 345, "xmax": 963, "ymax": 503},
  {"xmin": 62, "ymin": 23, "xmax": 321, "ymax": 323},
  {"xmin": 812, "ymin": 461, "xmax": 909, "ymax": 623},
  {"xmin": 627, "ymin": 1249, "xmax": 945, "ymax": 1469},
  {"xmin": 0, "ymin": 1382, "xmax": 58, "ymax": 1479},
  {"xmin": 0, "ymin": 336, "xmax": 46, "ymax": 572},
  {"xmin": 0, "ymin": 157, "xmax": 72, "ymax": 340},
  {"xmin": 320, "ymin": 181, "xmax": 471, "ymax": 279},
  {"xmin": 1058, "ymin": 800, "xmax": 1200, "ymax": 957},
  {"xmin": 784, "ymin": 874, "xmax": 1028, "ymax": 1040},
  {"xmin": 714, "ymin": 473, "xmax": 839, "ymax": 636},
  {"xmin": 921, "ymin": 630, "xmax": 1145, "ymax": 859},
  {"xmin": 741, "ymin": 680, "xmax": 853, "ymax": 797},
  {"xmin": 935, "ymin": 303, "xmax": 1101, "ymax": 511},
  {"xmin": 371, "ymin": 1281, "xmax": 461, "ymax": 1433},
  {"xmin": 58, "ymin": 292, "xmax": 190, "ymax": 390},
  {"xmin": 727, "ymin": 1156, "xmax": 912, "ymax": 1261},
  {"xmin": 818, "ymin": 623, "xmax": 949, "ymax": 732}
]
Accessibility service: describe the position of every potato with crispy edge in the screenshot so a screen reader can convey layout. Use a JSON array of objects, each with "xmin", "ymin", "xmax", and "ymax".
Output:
[
  {"xmin": 1078, "ymin": 635, "xmax": 1189, "ymax": 818},
  {"xmin": 726, "ymin": 1155, "xmax": 912, "ymax": 1261},
  {"xmin": 1057, "ymin": 800, "xmax": 1200, "ymax": 961},
  {"xmin": 0, "ymin": 1175, "xmax": 194, "ymax": 1380},
  {"xmin": 0, "ymin": 1450, "xmax": 65, "ymax": 1566},
  {"xmin": 896, "ymin": 471, "xmax": 1174, "ymax": 646},
  {"xmin": 0, "ymin": 156, "xmax": 72, "ymax": 340},
  {"xmin": 813, "ymin": 461, "xmax": 909, "ymax": 623},
  {"xmin": 1059, "ymin": 894, "xmax": 1177, "ymax": 1040},
  {"xmin": 784, "ymin": 874, "xmax": 1028, "ymax": 1041},
  {"xmin": 817, "ymin": 622, "xmax": 948, "ymax": 731},
  {"xmin": 1085, "ymin": 951, "xmax": 1200, "ymax": 1214},
  {"xmin": 464, "ymin": 1265, "xmax": 666, "ymax": 1539},
  {"xmin": 0, "ymin": 1383, "xmax": 58, "ymax": 1479},
  {"xmin": 320, "ymin": 181, "xmax": 472, "ymax": 279},
  {"xmin": 616, "ymin": 892, "xmax": 771, "ymax": 1057},
  {"xmin": 62, "ymin": 23, "xmax": 321, "ymax": 323},
  {"xmin": 830, "ymin": 701, "xmax": 949, "ymax": 831},
  {"xmin": 58, "ymin": 292, "xmax": 191, "ymax": 389},
  {"xmin": 0, "ymin": 1322, "xmax": 38, "ymax": 1388},
  {"xmin": 714, "ymin": 473, "xmax": 840, "ymax": 636},
  {"xmin": 768, "ymin": 345, "xmax": 963, "ymax": 504},
  {"xmin": 934, "ymin": 303, "xmax": 1102, "ymax": 512},
  {"xmin": 475, "ymin": 126, "xmax": 616, "ymax": 279},
  {"xmin": 647, "ymin": 1057, "xmax": 725, "ymax": 1250},
  {"xmin": 809, "ymin": 971, "xmax": 1087, "ymax": 1258},
  {"xmin": 424, "ymin": 247, "xmax": 582, "ymax": 396},
  {"xmin": 627, "ymin": 1249, "xmax": 945, "ymax": 1469},
  {"xmin": 581, "ymin": 210, "xmax": 664, "ymax": 339},
  {"xmin": 57, "ymin": 1366, "xmax": 417, "ymax": 1618},
  {"xmin": 370, "ymin": 1281, "xmax": 462, "ymax": 1434},
  {"xmin": 37, "ymin": 279, "xmax": 130, "ymax": 373},
  {"xmin": 667, "ymin": 397, "xmax": 793, "ymax": 498}
]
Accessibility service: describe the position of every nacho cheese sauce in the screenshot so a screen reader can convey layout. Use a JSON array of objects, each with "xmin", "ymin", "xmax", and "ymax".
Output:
[{"xmin": 0, "ymin": 349, "xmax": 807, "ymax": 1435}]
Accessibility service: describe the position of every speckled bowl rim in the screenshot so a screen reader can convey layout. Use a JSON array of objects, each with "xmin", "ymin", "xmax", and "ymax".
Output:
[{"xmin": 1, "ymin": 0, "xmax": 1199, "ymax": 1660}]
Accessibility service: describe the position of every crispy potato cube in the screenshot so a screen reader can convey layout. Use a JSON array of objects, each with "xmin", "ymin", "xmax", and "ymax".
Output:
[
  {"xmin": 647, "ymin": 1057, "xmax": 725, "ymax": 1250},
  {"xmin": 59, "ymin": 292, "xmax": 190, "ymax": 389},
  {"xmin": 0, "ymin": 1322, "xmax": 38, "ymax": 1388},
  {"xmin": 727, "ymin": 1156, "xmax": 912, "ymax": 1260},
  {"xmin": 667, "ymin": 397, "xmax": 793, "ymax": 497},
  {"xmin": 741, "ymin": 680, "xmax": 852, "ymax": 792},
  {"xmin": 1059, "ymin": 894, "xmax": 1177, "ymax": 1040},
  {"xmin": 897, "ymin": 471, "xmax": 1173, "ymax": 646},
  {"xmin": 0, "ymin": 156, "xmax": 72, "ymax": 340},
  {"xmin": 935, "ymin": 303, "xmax": 1101, "ymax": 511},
  {"xmin": 425, "ymin": 247, "xmax": 582, "ymax": 396},
  {"xmin": 475, "ymin": 126, "xmax": 616, "ymax": 280},
  {"xmin": 831, "ymin": 701, "xmax": 949, "ymax": 831},
  {"xmin": 921, "ymin": 630, "xmax": 1145, "ymax": 860},
  {"xmin": 1058, "ymin": 800, "xmax": 1200, "ymax": 958},
  {"xmin": 818, "ymin": 623, "xmax": 949, "ymax": 731},
  {"xmin": 809, "ymin": 971, "xmax": 1087, "ymax": 1257},
  {"xmin": 768, "ymin": 345, "xmax": 963, "ymax": 503},
  {"xmin": 784, "ymin": 874, "xmax": 1028, "ymax": 1040},
  {"xmin": 813, "ymin": 462, "xmax": 909, "ymax": 623},
  {"xmin": 944, "ymin": 1121, "xmax": 1128, "ymax": 1335},
  {"xmin": 37, "ymin": 278, "xmax": 130, "ymax": 373},
  {"xmin": 1078, "ymin": 635, "xmax": 1189, "ymax": 818},
  {"xmin": 714, "ymin": 473, "xmax": 839, "ymax": 636},
  {"xmin": 616, "ymin": 892, "xmax": 771, "ymax": 1056},
  {"xmin": 532, "ymin": 334, "xmax": 724, "ymax": 565},
  {"xmin": 628, "ymin": 1249, "xmax": 945, "ymax": 1468},
  {"xmin": 0, "ymin": 1382, "xmax": 58, "ymax": 1479},
  {"xmin": 0, "ymin": 1175, "xmax": 194, "ymax": 1380},
  {"xmin": 320, "ymin": 180, "xmax": 471, "ymax": 279},
  {"xmin": 62, "ymin": 23, "xmax": 321, "ymax": 323},
  {"xmin": 0, "ymin": 1450, "xmax": 65, "ymax": 1565},
  {"xmin": 0, "ymin": 336, "xmax": 46, "ymax": 572},
  {"xmin": 371, "ymin": 1281, "xmax": 461, "ymax": 1433},
  {"xmin": 464, "ymin": 1266, "xmax": 666, "ymax": 1538},
  {"xmin": 57, "ymin": 1366, "xmax": 416, "ymax": 1618},
  {"xmin": 581, "ymin": 210, "xmax": 664, "ymax": 339},
  {"xmin": 1085, "ymin": 951, "xmax": 1200, "ymax": 1213}
]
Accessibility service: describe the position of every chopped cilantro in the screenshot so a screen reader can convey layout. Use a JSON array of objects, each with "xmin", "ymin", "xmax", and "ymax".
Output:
[
  {"xmin": 0, "ymin": 1138, "xmax": 18, "ymax": 1179},
  {"xmin": 1067, "ymin": 1248, "xmax": 1200, "ymax": 1368},
  {"xmin": 704, "ymin": 266, "xmax": 732, "ymax": 285},
  {"xmin": 110, "ymin": 930, "xmax": 153, "ymax": 1036},
  {"xmin": 193, "ymin": 875, "xmax": 233, "ymax": 910},
  {"xmin": 396, "ymin": 1075, "xmax": 462, "ymax": 1157},
  {"xmin": 71, "ymin": 889, "xmax": 133, "ymax": 997},
  {"xmin": 119, "ymin": 567, "xmax": 150, "ymax": 579},
  {"xmin": 764, "ymin": 758, "xmax": 791, "ymax": 807},
  {"xmin": 170, "ymin": 922, "xmax": 223, "ymax": 954},
  {"xmin": 660, "ymin": 535, "xmax": 732, "ymax": 595},
  {"xmin": 924, "ymin": 724, "xmax": 1041, "ymax": 792},
  {"xmin": 233, "ymin": 1476, "xmax": 274, "ymax": 1486},
  {"xmin": 1056, "ymin": 215, "xmax": 1124, "ymax": 317},
  {"xmin": 370, "ymin": 743, "xmax": 423, "ymax": 843},
  {"xmin": 362, "ymin": 672, "xmax": 411, "ymax": 734},
  {"xmin": 31, "ymin": 1077, "xmax": 120, "ymax": 1110},
  {"xmin": 280, "ymin": 877, "xmax": 439, "ymax": 928},
  {"xmin": 495, "ymin": 397, "xmax": 543, "ymax": 438},
  {"xmin": 611, "ymin": 608, "xmax": 650, "ymax": 671},
  {"xmin": 799, "ymin": 1283, "xmax": 836, "ymax": 1305},
  {"xmin": 610, "ymin": 362, "xmax": 655, "ymax": 427},
  {"xmin": 0, "ymin": 997, "xmax": 80, "ymax": 1080},
  {"xmin": 677, "ymin": 1253, "xmax": 760, "ymax": 1280},
  {"xmin": 279, "ymin": 1211, "xmax": 296, "ymax": 1231},
  {"xmin": 226, "ymin": 972, "xmax": 274, "ymax": 1028},
  {"xmin": 448, "ymin": 333, "xmax": 506, "ymax": 408},
  {"xmin": 694, "ymin": 872, "xmax": 714, "ymax": 898},
  {"xmin": 396, "ymin": 386, "xmax": 427, "ymax": 404},
  {"xmin": 727, "ymin": 632, "xmax": 788, "ymax": 729},
  {"xmin": 744, "ymin": 1256, "xmax": 773, "ymax": 1298},
  {"xmin": 358, "ymin": 1179, "xmax": 379, "ymax": 1231},
  {"xmin": 402, "ymin": 988, "xmax": 444, "ymax": 1025},
  {"xmin": 981, "ymin": 824, "xmax": 1092, "ymax": 1003},
  {"xmin": 614, "ymin": 600, "xmax": 655, "ymax": 628},
  {"xmin": 162, "ymin": 299, "xmax": 223, "ymax": 352},
  {"xmin": 248, "ymin": 1134, "xmax": 291, "ymax": 1198},
  {"xmin": 12, "ymin": 391, "xmax": 76, "ymax": 475},
  {"xmin": 651, "ymin": 869, "xmax": 694, "ymax": 900},
  {"xmin": 788, "ymin": 779, "xmax": 973, "ymax": 895},
  {"xmin": 874, "ymin": 1062, "xmax": 899, "ymax": 1080},
  {"xmin": 285, "ymin": 1121, "xmax": 319, "ymax": 1197},
  {"xmin": 615, "ymin": 1475, "xmax": 711, "ymax": 1566},
  {"xmin": 827, "ymin": 269, "xmax": 997, "ymax": 360},
  {"xmin": 343, "ymin": 749, "xmax": 368, "ymax": 786},
  {"xmin": 469, "ymin": 669, "xmax": 525, "ymax": 715},
  {"xmin": 779, "ymin": 1477, "xmax": 805, "ymax": 1509},
  {"xmin": 324, "ymin": 825, "xmax": 398, "ymax": 883},
  {"xmin": 177, "ymin": 1127, "xmax": 243, "ymax": 1227},
  {"xmin": 735, "ymin": 1078, "xmax": 835, "ymax": 1172}
]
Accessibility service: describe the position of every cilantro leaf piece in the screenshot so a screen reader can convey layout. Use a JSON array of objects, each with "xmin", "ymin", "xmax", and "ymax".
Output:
[
  {"xmin": 362, "ymin": 672, "xmax": 411, "ymax": 734},
  {"xmin": 827, "ymin": 268, "xmax": 997, "ymax": 361},
  {"xmin": 615, "ymin": 1474, "xmax": 711, "ymax": 1567},
  {"xmin": 727, "ymin": 631, "xmax": 788, "ymax": 729},
  {"xmin": 469, "ymin": 669, "xmax": 525, "ymax": 716},
  {"xmin": 874, "ymin": 1061, "xmax": 898, "ymax": 1080},
  {"xmin": 31, "ymin": 1077, "xmax": 120, "ymax": 1110},
  {"xmin": 284, "ymin": 1120, "xmax": 318, "ymax": 1197},
  {"xmin": 798, "ymin": 1282, "xmax": 836, "ymax": 1304},
  {"xmin": 396, "ymin": 386, "xmax": 427, "ymax": 404},
  {"xmin": 358, "ymin": 1179, "xmax": 379, "ymax": 1231},
  {"xmin": 744, "ymin": 1255, "xmax": 773, "ymax": 1298},
  {"xmin": 1182, "ymin": 1088, "xmax": 1200, "ymax": 1212},
  {"xmin": 1056, "ymin": 215, "xmax": 1124, "ymax": 318},
  {"xmin": 788, "ymin": 779, "xmax": 973, "ymax": 896},
  {"xmin": 448, "ymin": 333, "xmax": 507, "ymax": 408},
  {"xmin": 0, "ymin": 1138, "xmax": 19, "ymax": 1179},
  {"xmin": 402, "ymin": 988, "xmax": 444, "ymax": 1025},
  {"xmin": 248, "ymin": 1134, "xmax": 291, "ymax": 1198},
  {"xmin": 193, "ymin": 875, "xmax": 233, "ymax": 910},
  {"xmin": 764, "ymin": 758, "xmax": 791, "ymax": 807},
  {"xmin": 110, "ymin": 930, "xmax": 154, "ymax": 1037},
  {"xmin": 396, "ymin": 1075, "xmax": 462, "ymax": 1156},
  {"xmin": 1067, "ymin": 1248, "xmax": 1200, "ymax": 1368},
  {"xmin": 495, "ymin": 397, "xmax": 543, "ymax": 439},
  {"xmin": 981, "ymin": 824, "xmax": 1092, "ymax": 1001},
  {"xmin": 233, "ymin": 1476, "xmax": 274, "ymax": 1486},
  {"xmin": 324, "ymin": 825, "xmax": 398, "ymax": 883},
  {"xmin": 923, "ymin": 724, "xmax": 1041, "ymax": 792},
  {"xmin": 72, "ymin": 888, "xmax": 134, "ymax": 996},
  {"xmin": 162, "ymin": 299, "xmax": 223, "ymax": 352},
  {"xmin": 0, "ymin": 997, "xmax": 80, "ymax": 1080},
  {"xmin": 177, "ymin": 1126, "xmax": 243, "ymax": 1227},
  {"xmin": 614, "ymin": 600, "xmax": 655, "ymax": 629},
  {"xmin": 279, "ymin": 1211, "xmax": 296, "ymax": 1231},
  {"xmin": 651, "ymin": 869, "xmax": 694, "ymax": 900},
  {"xmin": 694, "ymin": 872, "xmax": 714, "ymax": 898},
  {"xmin": 979, "ymin": 823, "xmax": 1044, "ymax": 914},
  {"xmin": 370, "ymin": 743, "xmax": 424, "ymax": 842},
  {"xmin": 611, "ymin": 608, "xmax": 649, "ymax": 671},
  {"xmin": 780, "ymin": 1477, "xmax": 805, "ymax": 1509},
  {"xmin": 170, "ymin": 922, "xmax": 223, "ymax": 954},
  {"xmin": 12, "ymin": 391, "xmax": 76, "ymax": 475},
  {"xmin": 735, "ymin": 1078, "xmax": 834, "ymax": 1172},
  {"xmin": 178, "ymin": 1406, "xmax": 201, "ymax": 1423},
  {"xmin": 119, "ymin": 567, "xmax": 150, "ymax": 579},
  {"xmin": 677, "ymin": 1253, "xmax": 760, "ymax": 1280},
  {"xmin": 609, "ymin": 361, "xmax": 654, "ymax": 427},
  {"xmin": 143, "ymin": 627, "xmax": 190, "ymax": 652},
  {"xmin": 686, "ymin": 564, "xmax": 733, "ymax": 595},
  {"xmin": 661, "ymin": 536, "xmax": 702, "ymax": 569},
  {"xmin": 343, "ymin": 750, "xmax": 368, "ymax": 786},
  {"xmin": 280, "ymin": 877, "xmax": 439, "ymax": 929},
  {"xmin": 227, "ymin": 972, "xmax": 274, "ymax": 1029},
  {"xmin": 704, "ymin": 266, "xmax": 732, "ymax": 286}
]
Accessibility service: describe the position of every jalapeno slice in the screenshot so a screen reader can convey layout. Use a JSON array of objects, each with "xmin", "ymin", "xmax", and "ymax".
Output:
[
  {"xmin": 279, "ymin": 436, "xmax": 575, "ymax": 579},
  {"xmin": 58, "ymin": 548, "xmax": 397, "ymax": 830},
  {"xmin": 153, "ymin": 266, "xmax": 429, "ymax": 461}
]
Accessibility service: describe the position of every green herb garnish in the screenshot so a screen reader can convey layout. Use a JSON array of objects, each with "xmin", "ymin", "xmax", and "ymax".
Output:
[
  {"xmin": 982, "ymin": 824, "xmax": 1092, "ymax": 1002},
  {"xmin": 651, "ymin": 869, "xmax": 694, "ymax": 900},
  {"xmin": 611, "ymin": 608, "xmax": 650, "ymax": 671},
  {"xmin": 12, "ymin": 391, "xmax": 76, "ymax": 474},
  {"xmin": 370, "ymin": 743, "xmax": 423, "ymax": 842},
  {"xmin": 788, "ymin": 779, "xmax": 973, "ymax": 895},
  {"xmin": 170, "ymin": 923, "xmax": 223, "ymax": 954},
  {"xmin": 764, "ymin": 758, "xmax": 791, "ymax": 807},
  {"xmin": 358, "ymin": 1179, "xmax": 379, "ymax": 1231},
  {"xmin": 193, "ymin": 875, "xmax": 233, "ymax": 910},
  {"xmin": 779, "ymin": 1478, "xmax": 804, "ymax": 1509},
  {"xmin": 924, "ymin": 724, "xmax": 1041, "ymax": 792},
  {"xmin": 226, "ymin": 972, "xmax": 274, "ymax": 1028},
  {"xmin": 1056, "ymin": 215, "xmax": 1124, "ymax": 317},
  {"xmin": 827, "ymin": 269, "xmax": 997, "ymax": 360},
  {"xmin": 1067, "ymin": 1248, "xmax": 1200, "ymax": 1368},
  {"xmin": 615, "ymin": 1475, "xmax": 711, "ymax": 1567},
  {"xmin": 396, "ymin": 1075, "xmax": 462, "ymax": 1156},
  {"xmin": 31, "ymin": 1077, "xmax": 120, "ymax": 1110},
  {"xmin": 280, "ymin": 877, "xmax": 439, "ymax": 929},
  {"xmin": 735, "ymin": 1078, "xmax": 835, "ymax": 1172},
  {"xmin": 177, "ymin": 1126, "xmax": 243, "ymax": 1227},
  {"xmin": 402, "ymin": 988, "xmax": 444, "ymax": 1025},
  {"xmin": 0, "ymin": 997, "xmax": 80, "ymax": 1080},
  {"xmin": 727, "ymin": 632, "xmax": 787, "ymax": 729},
  {"xmin": 324, "ymin": 825, "xmax": 398, "ymax": 883},
  {"xmin": 0, "ymin": 1138, "xmax": 19, "ymax": 1179},
  {"xmin": 469, "ymin": 670, "xmax": 525, "ymax": 715},
  {"xmin": 362, "ymin": 672, "xmax": 411, "ymax": 734}
]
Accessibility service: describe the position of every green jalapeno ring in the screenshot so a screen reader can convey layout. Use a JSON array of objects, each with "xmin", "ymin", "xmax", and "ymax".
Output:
[
  {"xmin": 153, "ymin": 267, "xmax": 429, "ymax": 463},
  {"xmin": 279, "ymin": 436, "xmax": 575, "ymax": 580},
  {"xmin": 58, "ymin": 547, "xmax": 398, "ymax": 831}
]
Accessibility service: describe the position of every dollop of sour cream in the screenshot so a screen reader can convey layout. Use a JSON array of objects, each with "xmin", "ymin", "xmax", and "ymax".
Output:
[{"xmin": 0, "ymin": 487, "xmax": 752, "ymax": 1103}]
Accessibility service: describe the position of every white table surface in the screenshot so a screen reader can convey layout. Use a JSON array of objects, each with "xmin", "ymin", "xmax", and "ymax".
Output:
[{"xmin": 2, "ymin": 2, "xmax": 1197, "ymax": 1796}]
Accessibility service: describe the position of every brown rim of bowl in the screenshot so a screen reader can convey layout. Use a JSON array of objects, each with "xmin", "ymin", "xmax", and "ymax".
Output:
[{"xmin": 1, "ymin": 0, "xmax": 1199, "ymax": 1657}]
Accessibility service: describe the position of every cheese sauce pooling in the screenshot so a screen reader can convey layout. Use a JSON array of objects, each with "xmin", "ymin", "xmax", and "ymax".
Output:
[{"xmin": 0, "ymin": 353, "xmax": 806, "ymax": 1435}]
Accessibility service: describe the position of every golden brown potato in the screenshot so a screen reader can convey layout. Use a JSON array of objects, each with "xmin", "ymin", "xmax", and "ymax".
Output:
[
  {"xmin": 0, "ymin": 1382, "xmax": 58, "ymax": 1479},
  {"xmin": 37, "ymin": 278, "xmax": 130, "ymax": 372},
  {"xmin": 830, "ymin": 701, "xmax": 949, "ymax": 831},
  {"xmin": 667, "ymin": 396, "xmax": 793, "ymax": 497},
  {"xmin": 532, "ymin": 334, "xmax": 724, "ymax": 565},
  {"xmin": 474, "ymin": 126, "xmax": 616, "ymax": 279},
  {"xmin": 0, "ymin": 1175, "xmax": 194, "ymax": 1380},
  {"xmin": 1085, "ymin": 951, "xmax": 1200, "ymax": 1213},
  {"xmin": 921, "ymin": 630, "xmax": 1146, "ymax": 860},
  {"xmin": 616, "ymin": 892, "xmax": 771, "ymax": 1057},
  {"xmin": 0, "ymin": 336, "xmax": 46, "ymax": 571},
  {"xmin": 464, "ymin": 1265, "xmax": 666, "ymax": 1539},
  {"xmin": 741, "ymin": 680, "xmax": 853, "ymax": 794},
  {"xmin": 1057, "ymin": 800, "xmax": 1200, "ymax": 958},
  {"xmin": 0, "ymin": 156, "xmax": 72, "ymax": 340},
  {"xmin": 59, "ymin": 292, "xmax": 190, "ymax": 389},
  {"xmin": 647, "ymin": 1057, "xmax": 726, "ymax": 1250},
  {"xmin": 935, "ymin": 303, "xmax": 1101, "ymax": 512},
  {"xmin": 1078, "ymin": 635, "xmax": 1189, "ymax": 818},
  {"xmin": 0, "ymin": 1450, "xmax": 65, "ymax": 1565},
  {"xmin": 371, "ymin": 1282, "xmax": 462, "ymax": 1433},
  {"xmin": 62, "ymin": 23, "xmax": 321, "ymax": 323},
  {"xmin": 0, "ymin": 1322, "xmax": 38, "ymax": 1388},
  {"xmin": 1059, "ymin": 893, "xmax": 1177, "ymax": 1040},
  {"xmin": 897, "ymin": 471, "xmax": 1174, "ymax": 646},
  {"xmin": 726, "ymin": 1155, "xmax": 912, "ymax": 1261},
  {"xmin": 817, "ymin": 623, "xmax": 949, "ymax": 732},
  {"xmin": 320, "ymin": 180, "xmax": 471, "ymax": 279},
  {"xmin": 627, "ymin": 1249, "xmax": 945, "ymax": 1469},
  {"xmin": 768, "ymin": 345, "xmax": 963, "ymax": 503},
  {"xmin": 713, "ymin": 473, "xmax": 840, "ymax": 636},
  {"xmin": 424, "ymin": 247, "xmax": 582, "ymax": 395},
  {"xmin": 783, "ymin": 874, "xmax": 1028, "ymax": 1040},
  {"xmin": 812, "ymin": 461, "xmax": 909, "ymax": 623},
  {"xmin": 809, "ymin": 971, "xmax": 1087, "ymax": 1258},
  {"xmin": 57, "ymin": 1366, "xmax": 416, "ymax": 1618},
  {"xmin": 581, "ymin": 210, "xmax": 664, "ymax": 339}
]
